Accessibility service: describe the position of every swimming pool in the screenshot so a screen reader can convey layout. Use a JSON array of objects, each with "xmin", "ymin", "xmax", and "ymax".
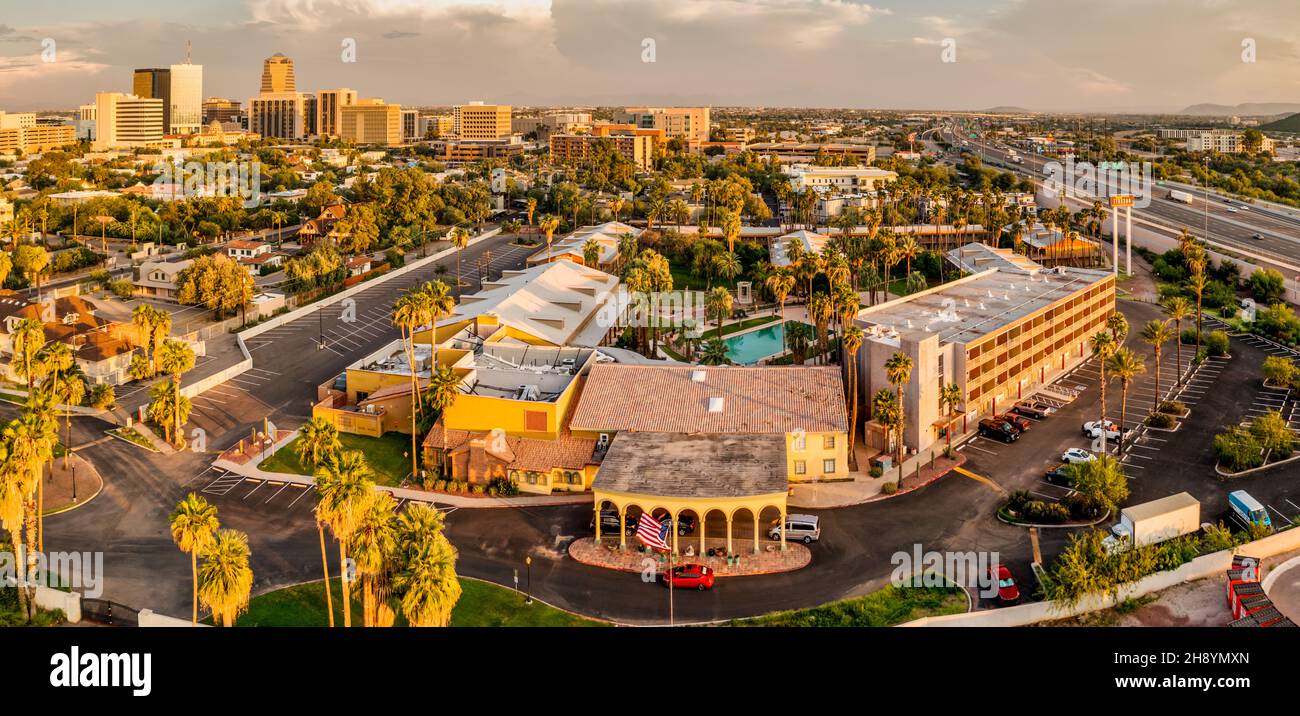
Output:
[{"xmin": 723, "ymin": 321, "xmax": 811, "ymax": 365}]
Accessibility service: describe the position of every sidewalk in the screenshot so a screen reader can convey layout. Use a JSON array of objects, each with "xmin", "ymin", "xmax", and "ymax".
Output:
[{"xmin": 789, "ymin": 448, "xmax": 965, "ymax": 508}]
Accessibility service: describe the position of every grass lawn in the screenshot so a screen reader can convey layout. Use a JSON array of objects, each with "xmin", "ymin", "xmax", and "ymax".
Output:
[
  {"xmin": 225, "ymin": 577, "xmax": 606, "ymax": 627},
  {"xmin": 729, "ymin": 584, "xmax": 967, "ymax": 627},
  {"xmin": 259, "ymin": 431, "xmax": 415, "ymax": 486}
]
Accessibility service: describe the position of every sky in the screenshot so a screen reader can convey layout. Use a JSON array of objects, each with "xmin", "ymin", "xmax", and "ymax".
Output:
[{"xmin": 1, "ymin": 0, "xmax": 1298, "ymax": 113}]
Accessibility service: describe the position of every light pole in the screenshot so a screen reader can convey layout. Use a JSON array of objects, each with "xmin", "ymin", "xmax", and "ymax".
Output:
[
  {"xmin": 524, "ymin": 556, "xmax": 532, "ymax": 604},
  {"xmin": 1202, "ymin": 156, "xmax": 1210, "ymax": 242}
]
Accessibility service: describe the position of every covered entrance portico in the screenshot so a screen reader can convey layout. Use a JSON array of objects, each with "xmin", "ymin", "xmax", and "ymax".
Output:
[{"xmin": 589, "ymin": 432, "xmax": 792, "ymax": 556}]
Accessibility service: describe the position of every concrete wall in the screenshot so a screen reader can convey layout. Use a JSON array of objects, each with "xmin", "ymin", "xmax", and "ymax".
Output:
[
  {"xmin": 902, "ymin": 526, "xmax": 1300, "ymax": 627},
  {"xmin": 34, "ymin": 585, "xmax": 82, "ymax": 623}
]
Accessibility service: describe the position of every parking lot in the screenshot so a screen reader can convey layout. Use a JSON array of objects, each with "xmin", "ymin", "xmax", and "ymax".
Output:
[
  {"xmin": 959, "ymin": 300, "xmax": 1300, "ymax": 540},
  {"xmin": 187, "ymin": 464, "xmax": 459, "ymax": 516}
]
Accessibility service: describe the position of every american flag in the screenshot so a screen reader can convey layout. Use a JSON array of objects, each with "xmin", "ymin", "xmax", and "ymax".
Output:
[{"xmin": 635, "ymin": 513, "xmax": 671, "ymax": 551}]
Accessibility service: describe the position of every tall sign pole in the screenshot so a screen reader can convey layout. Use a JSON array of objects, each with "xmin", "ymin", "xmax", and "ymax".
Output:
[{"xmin": 1109, "ymin": 195, "xmax": 1134, "ymax": 276}]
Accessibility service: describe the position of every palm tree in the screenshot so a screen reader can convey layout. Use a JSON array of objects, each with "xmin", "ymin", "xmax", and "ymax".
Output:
[
  {"xmin": 898, "ymin": 235, "xmax": 920, "ymax": 277},
  {"xmin": 525, "ymin": 197, "xmax": 538, "ymax": 227},
  {"xmin": 539, "ymin": 214, "xmax": 560, "ymax": 262},
  {"xmin": 314, "ymin": 450, "xmax": 375, "ymax": 628},
  {"xmin": 156, "ymin": 340, "xmax": 195, "ymax": 448},
  {"xmin": 1090, "ymin": 331, "xmax": 1118, "ymax": 449},
  {"xmin": 705, "ymin": 287, "xmax": 733, "ymax": 340},
  {"xmin": 9, "ymin": 318, "xmax": 44, "ymax": 392},
  {"xmin": 392, "ymin": 292, "xmax": 425, "ymax": 478},
  {"xmin": 884, "ymin": 351, "xmax": 913, "ymax": 487},
  {"xmin": 1106, "ymin": 348, "xmax": 1146, "ymax": 456},
  {"xmin": 197, "ymin": 529, "xmax": 254, "ymax": 627},
  {"xmin": 296, "ymin": 416, "xmax": 342, "ymax": 469},
  {"xmin": 424, "ymin": 365, "xmax": 462, "ymax": 477},
  {"xmin": 1141, "ymin": 319, "xmax": 1174, "ymax": 412},
  {"xmin": 1106, "ymin": 311, "xmax": 1129, "ymax": 345},
  {"xmin": 349, "ymin": 490, "xmax": 397, "ymax": 627},
  {"xmin": 765, "ymin": 271, "xmax": 794, "ymax": 324},
  {"xmin": 50, "ymin": 369, "xmax": 84, "ymax": 470},
  {"xmin": 808, "ymin": 293, "xmax": 832, "ymax": 366},
  {"xmin": 699, "ymin": 338, "xmax": 730, "ymax": 366},
  {"xmin": 582, "ymin": 238, "xmax": 601, "ymax": 267},
  {"xmin": 712, "ymin": 251, "xmax": 742, "ymax": 290},
  {"xmin": 720, "ymin": 209, "xmax": 741, "ymax": 253},
  {"xmin": 1162, "ymin": 296, "xmax": 1193, "ymax": 384},
  {"xmin": 395, "ymin": 504, "xmax": 462, "ymax": 627},
  {"xmin": 1186, "ymin": 261, "xmax": 1207, "ymax": 351},
  {"xmin": 0, "ymin": 438, "xmax": 29, "ymax": 618},
  {"xmin": 608, "ymin": 197, "xmax": 625, "ymax": 224},
  {"xmin": 842, "ymin": 326, "xmax": 863, "ymax": 466},
  {"xmin": 447, "ymin": 226, "xmax": 470, "ymax": 293},
  {"xmin": 940, "ymin": 382, "xmax": 963, "ymax": 453},
  {"xmin": 169, "ymin": 493, "xmax": 220, "ymax": 626}
]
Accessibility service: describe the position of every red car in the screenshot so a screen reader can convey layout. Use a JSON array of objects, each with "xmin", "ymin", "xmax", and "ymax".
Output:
[
  {"xmin": 662, "ymin": 564, "xmax": 715, "ymax": 591},
  {"xmin": 994, "ymin": 413, "xmax": 1031, "ymax": 432},
  {"xmin": 990, "ymin": 564, "xmax": 1020, "ymax": 605}
]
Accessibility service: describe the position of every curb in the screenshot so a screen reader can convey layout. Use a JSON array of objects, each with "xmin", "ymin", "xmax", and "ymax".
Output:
[
  {"xmin": 996, "ymin": 508, "xmax": 1111, "ymax": 530},
  {"xmin": 566, "ymin": 538, "xmax": 812, "ymax": 578},
  {"xmin": 862, "ymin": 453, "xmax": 967, "ymax": 504},
  {"xmin": 1215, "ymin": 451, "xmax": 1300, "ymax": 478}
]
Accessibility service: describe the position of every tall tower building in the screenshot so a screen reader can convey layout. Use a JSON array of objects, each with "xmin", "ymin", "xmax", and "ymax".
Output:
[
  {"xmin": 93, "ymin": 92, "xmax": 165, "ymax": 150},
  {"xmin": 453, "ymin": 101, "xmax": 512, "ymax": 140},
  {"xmin": 261, "ymin": 54, "xmax": 297, "ymax": 93},
  {"xmin": 169, "ymin": 50, "xmax": 204, "ymax": 135},
  {"xmin": 317, "ymin": 88, "xmax": 358, "ymax": 138},
  {"xmin": 132, "ymin": 68, "xmax": 172, "ymax": 132}
]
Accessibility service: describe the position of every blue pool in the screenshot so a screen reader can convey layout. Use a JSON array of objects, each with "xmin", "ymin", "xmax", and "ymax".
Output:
[{"xmin": 723, "ymin": 321, "xmax": 811, "ymax": 365}]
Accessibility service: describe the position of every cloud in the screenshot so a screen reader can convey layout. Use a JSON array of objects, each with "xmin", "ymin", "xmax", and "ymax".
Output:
[{"xmin": 382, "ymin": 31, "xmax": 420, "ymax": 39}]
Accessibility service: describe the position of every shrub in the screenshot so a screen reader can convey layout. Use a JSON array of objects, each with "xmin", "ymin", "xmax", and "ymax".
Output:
[
  {"xmin": 1064, "ymin": 492, "xmax": 1107, "ymax": 520},
  {"xmin": 1023, "ymin": 500, "xmax": 1070, "ymax": 524},
  {"xmin": 469, "ymin": 484, "xmax": 484, "ymax": 496},
  {"xmin": 880, "ymin": 481, "xmax": 897, "ymax": 495},
  {"xmin": 1158, "ymin": 400, "xmax": 1187, "ymax": 415},
  {"xmin": 1262, "ymin": 355, "xmax": 1296, "ymax": 387},
  {"xmin": 1006, "ymin": 490, "xmax": 1032, "ymax": 513},
  {"xmin": 1205, "ymin": 330, "xmax": 1230, "ymax": 357},
  {"xmin": 1146, "ymin": 412, "xmax": 1177, "ymax": 429},
  {"xmin": 869, "ymin": 466, "xmax": 884, "ymax": 478},
  {"xmin": 1249, "ymin": 410, "xmax": 1295, "ymax": 458},
  {"xmin": 1180, "ymin": 328, "xmax": 1198, "ymax": 345},
  {"xmin": 108, "ymin": 279, "xmax": 136, "ymax": 299},
  {"xmin": 488, "ymin": 475, "xmax": 520, "ymax": 497},
  {"xmin": 1214, "ymin": 426, "xmax": 1263, "ymax": 472}
]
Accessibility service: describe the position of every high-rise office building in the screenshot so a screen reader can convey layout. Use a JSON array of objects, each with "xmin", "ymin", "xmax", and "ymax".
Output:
[
  {"xmin": 76, "ymin": 104, "xmax": 97, "ymax": 141},
  {"xmin": 341, "ymin": 99, "xmax": 403, "ymax": 147},
  {"xmin": 317, "ymin": 88, "xmax": 357, "ymax": 138},
  {"xmin": 402, "ymin": 109, "xmax": 419, "ymax": 143},
  {"xmin": 248, "ymin": 93, "xmax": 308, "ymax": 141},
  {"xmin": 202, "ymin": 97, "xmax": 242, "ymax": 125},
  {"xmin": 132, "ymin": 68, "xmax": 172, "ymax": 132},
  {"xmin": 169, "ymin": 59, "xmax": 204, "ymax": 135},
  {"xmin": 261, "ymin": 54, "xmax": 296, "ymax": 93},
  {"xmin": 453, "ymin": 101, "xmax": 512, "ymax": 140},
  {"xmin": 92, "ymin": 93, "xmax": 165, "ymax": 149},
  {"xmin": 619, "ymin": 107, "xmax": 711, "ymax": 146}
]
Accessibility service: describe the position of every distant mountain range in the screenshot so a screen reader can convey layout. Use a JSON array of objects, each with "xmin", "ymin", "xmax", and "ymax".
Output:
[
  {"xmin": 1178, "ymin": 102, "xmax": 1300, "ymax": 117},
  {"xmin": 1260, "ymin": 113, "xmax": 1300, "ymax": 133},
  {"xmin": 979, "ymin": 106, "xmax": 1035, "ymax": 114}
]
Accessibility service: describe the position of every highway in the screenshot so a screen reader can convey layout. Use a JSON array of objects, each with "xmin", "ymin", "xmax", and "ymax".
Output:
[{"xmin": 939, "ymin": 125, "xmax": 1300, "ymax": 272}]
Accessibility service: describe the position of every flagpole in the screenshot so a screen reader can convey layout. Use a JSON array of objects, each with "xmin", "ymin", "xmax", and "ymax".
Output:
[{"xmin": 668, "ymin": 551, "xmax": 675, "ymax": 627}]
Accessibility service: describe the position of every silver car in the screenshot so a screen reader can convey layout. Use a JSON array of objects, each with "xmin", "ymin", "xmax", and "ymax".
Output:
[{"xmin": 769, "ymin": 514, "xmax": 821, "ymax": 544}]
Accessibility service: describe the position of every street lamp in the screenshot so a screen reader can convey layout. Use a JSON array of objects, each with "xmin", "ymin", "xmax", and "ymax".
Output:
[{"xmin": 524, "ymin": 556, "xmax": 532, "ymax": 604}]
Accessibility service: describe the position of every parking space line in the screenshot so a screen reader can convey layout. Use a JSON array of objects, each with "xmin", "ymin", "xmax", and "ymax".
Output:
[
  {"xmin": 287, "ymin": 486, "xmax": 313, "ymax": 509},
  {"xmin": 241, "ymin": 480, "xmax": 266, "ymax": 500},
  {"xmin": 264, "ymin": 482, "xmax": 291, "ymax": 504}
]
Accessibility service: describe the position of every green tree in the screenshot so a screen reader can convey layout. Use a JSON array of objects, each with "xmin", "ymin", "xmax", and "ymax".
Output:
[
  {"xmin": 156, "ymin": 339, "xmax": 195, "ymax": 447},
  {"xmin": 424, "ymin": 365, "xmax": 461, "ymax": 477},
  {"xmin": 197, "ymin": 529, "xmax": 254, "ymax": 627},
  {"xmin": 884, "ymin": 351, "xmax": 913, "ymax": 487},
  {"xmin": 699, "ymin": 338, "xmax": 730, "ymax": 366},
  {"xmin": 314, "ymin": 450, "xmax": 375, "ymax": 628},
  {"xmin": 1140, "ymin": 319, "xmax": 1174, "ymax": 413},
  {"xmin": 1105, "ymin": 348, "xmax": 1146, "ymax": 456},
  {"xmin": 1065, "ymin": 454, "xmax": 1129, "ymax": 514},
  {"xmin": 296, "ymin": 416, "xmax": 342, "ymax": 469},
  {"xmin": 394, "ymin": 503, "xmax": 461, "ymax": 627},
  {"xmin": 705, "ymin": 286, "xmax": 733, "ymax": 340},
  {"xmin": 1262, "ymin": 355, "xmax": 1296, "ymax": 388},
  {"xmin": 169, "ymin": 493, "xmax": 220, "ymax": 626},
  {"xmin": 1162, "ymin": 297, "xmax": 1193, "ymax": 384}
]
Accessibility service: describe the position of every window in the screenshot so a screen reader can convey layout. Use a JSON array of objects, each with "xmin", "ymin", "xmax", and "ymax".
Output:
[
  {"xmin": 823, "ymin": 459, "xmax": 836, "ymax": 474},
  {"xmin": 792, "ymin": 432, "xmax": 807, "ymax": 451},
  {"xmin": 794, "ymin": 460, "xmax": 807, "ymax": 475},
  {"xmin": 823, "ymin": 435, "xmax": 836, "ymax": 450}
]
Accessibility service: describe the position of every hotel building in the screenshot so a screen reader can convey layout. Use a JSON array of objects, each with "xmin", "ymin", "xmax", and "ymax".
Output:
[
  {"xmin": 316, "ymin": 88, "xmax": 357, "ymax": 138},
  {"xmin": 249, "ymin": 93, "xmax": 309, "ymax": 141},
  {"xmin": 618, "ymin": 107, "xmax": 710, "ymax": 146},
  {"xmin": 855, "ymin": 243, "xmax": 1116, "ymax": 455},
  {"xmin": 340, "ymin": 99, "xmax": 402, "ymax": 146},
  {"xmin": 92, "ymin": 93, "xmax": 165, "ymax": 150},
  {"xmin": 550, "ymin": 132, "xmax": 655, "ymax": 171}
]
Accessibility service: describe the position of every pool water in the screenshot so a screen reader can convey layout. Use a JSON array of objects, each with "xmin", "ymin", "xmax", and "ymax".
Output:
[{"xmin": 723, "ymin": 321, "xmax": 810, "ymax": 364}]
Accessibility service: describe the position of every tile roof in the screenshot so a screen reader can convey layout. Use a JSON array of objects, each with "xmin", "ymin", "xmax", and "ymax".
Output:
[
  {"xmin": 423, "ymin": 421, "xmax": 598, "ymax": 472},
  {"xmin": 592, "ymin": 432, "xmax": 788, "ymax": 498},
  {"xmin": 570, "ymin": 364, "xmax": 848, "ymax": 434}
]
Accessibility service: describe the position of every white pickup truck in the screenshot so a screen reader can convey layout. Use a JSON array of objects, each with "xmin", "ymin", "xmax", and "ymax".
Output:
[{"xmin": 1082, "ymin": 420, "xmax": 1129, "ymax": 443}]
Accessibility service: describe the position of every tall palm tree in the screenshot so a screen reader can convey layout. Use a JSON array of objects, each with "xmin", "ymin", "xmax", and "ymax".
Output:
[
  {"xmin": 447, "ymin": 226, "xmax": 470, "ymax": 294},
  {"xmin": 169, "ymin": 493, "xmax": 220, "ymax": 626},
  {"xmin": 1106, "ymin": 311, "xmax": 1129, "ymax": 345},
  {"xmin": 0, "ymin": 436, "xmax": 28, "ymax": 618},
  {"xmin": 156, "ymin": 340, "xmax": 195, "ymax": 448},
  {"xmin": 197, "ymin": 529, "xmax": 254, "ymax": 627},
  {"xmin": 1186, "ymin": 261, "xmax": 1208, "ymax": 351},
  {"xmin": 884, "ymin": 351, "xmax": 913, "ymax": 487},
  {"xmin": 705, "ymin": 287, "xmax": 733, "ymax": 340},
  {"xmin": 842, "ymin": 326, "xmax": 863, "ymax": 466},
  {"xmin": 808, "ymin": 292, "xmax": 832, "ymax": 366},
  {"xmin": 51, "ymin": 369, "xmax": 84, "ymax": 470},
  {"xmin": 765, "ymin": 271, "xmax": 794, "ymax": 324},
  {"xmin": 314, "ymin": 450, "xmax": 375, "ymax": 628},
  {"xmin": 395, "ymin": 506, "xmax": 462, "ymax": 627},
  {"xmin": 608, "ymin": 197, "xmax": 624, "ymax": 224},
  {"xmin": 525, "ymin": 197, "xmax": 538, "ymax": 227},
  {"xmin": 1162, "ymin": 296, "xmax": 1193, "ymax": 384},
  {"xmin": 1106, "ymin": 348, "xmax": 1146, "ymax": 457},
  {"xmin": 392, "ymin": 292, "xmax": 425, "ymax": 478},
  {"xmin": 424, "ymin": 365, "xmax": 462, "ymax": 477},
  {"xmin": 898, "ymin": 235, "xmax": 920, "ymax": 277},
  {"xmin": 940, "ymin": 382, "xmax": 963, "ymax": 453},
  {"xmin": 10, "ymin": 318, "xmax": 44, "ymax": 392},
  {"xmin": 1140, "ymin": 319, "xmax": 1174, "ymax": 412},
  {"xmin": 349, "ymin": 490, "xmax": 398, "ymax": 627},
  {"xmin": 1090, "ymin": 331, "xmax": 1118, "ymax": 449},
  {"xmin": 539, "ymin": 215, "xmax": 560, "ymax": 262}
]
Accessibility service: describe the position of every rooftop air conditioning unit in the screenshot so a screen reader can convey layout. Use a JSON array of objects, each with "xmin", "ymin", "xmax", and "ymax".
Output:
[{"xmin": 691, "ymin": 370, "xmax": 707, "ymax": 383}]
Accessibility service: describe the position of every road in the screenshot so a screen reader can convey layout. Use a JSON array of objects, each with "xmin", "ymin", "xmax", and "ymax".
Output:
[{"xmin": 939, "ymin": 125, "xmax": 1300, "ymax": 271}]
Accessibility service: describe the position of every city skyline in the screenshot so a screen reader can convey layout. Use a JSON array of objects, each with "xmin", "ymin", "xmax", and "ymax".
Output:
[{"xmin": 0, "ymin": 0, "xmax": 1297, "ymax": 113}]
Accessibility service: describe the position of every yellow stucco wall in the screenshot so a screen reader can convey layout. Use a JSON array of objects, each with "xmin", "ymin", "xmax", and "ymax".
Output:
[{"xmin": 786, "ymin": 430, "xmax": 850, "ymax": 482}]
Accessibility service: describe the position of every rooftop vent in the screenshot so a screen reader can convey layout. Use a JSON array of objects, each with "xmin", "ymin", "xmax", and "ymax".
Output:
[
  {"xmin": 707, "ymin": 397, "xmax": 725, "ymax": 413},
  {"xmin": 691, "ymin": 370, "xmax": 707, "ymax": 383}
]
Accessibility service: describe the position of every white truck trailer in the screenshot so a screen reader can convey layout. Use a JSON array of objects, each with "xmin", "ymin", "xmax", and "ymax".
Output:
[
  {"xmin": 1103, "ymin": 492, "xmax": 1202, "ymax": 552},
  {"xmin": 1169, "ymin": 189, "xmax": 1195, "ymax": 204}
]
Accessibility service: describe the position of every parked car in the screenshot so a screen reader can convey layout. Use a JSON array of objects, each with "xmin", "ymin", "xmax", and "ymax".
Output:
[
  {"xmin": 1083, "ymin": 420, "xmax": 1128, "ymax": 442},
  {"xmin": 1252, "ymin": 233, "xmax": 1264, "ymax": 240},
  {"xmin": 1044, "ymin": 464, "xmax": 1075, "ymax": 487},
  {"xmin": 989, "ymin": 564, "xmax": 1021, "ymax": 605},
  {"xmin": 1012, "ymin": 400, "xmax": 1054, "ymax": 419},
  {"xmin": 590, "ymin": 509, "xmax": 637, "ymax": 536},
  {"xmin": 769, "ymin": 514, "xmax": 821, "ymax": 544},
  {"xmin": 1062, "ymin": 448, "xmax": 1097, "ymax": 464},
  {"xmin": 661, "ymin": 564, "xmax": 715, "ymax": 591},
  {"xmin": 978, "ymin": 418, "xmax": 1020, "ymax": 443},
  {"xmin": 996, "ymin": 413, "xmax": 1031, "ymax": 432}
]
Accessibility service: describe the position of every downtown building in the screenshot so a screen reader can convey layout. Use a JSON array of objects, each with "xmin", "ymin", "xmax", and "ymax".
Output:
[
  {"xmin": 0, "ymin": 112, "xmax": 75, "ymax": 154},
  {"xmin": 550, "ymin": 132, "xmax": 655, "ymax": 171},
  {"xmin": 92, "ymin": 93, "xmax": 166, "ymax": 150},
  {"xmin": 618, "ymin": 107, "xmax": 710, "ymax": 147},
  {"xmin": 317, "ymin": 88, "xmax": 358, "ymax": 138},
  {"xmin": 453, "ymin": 101, "xmax": 512, "ymax": 140},
  {"xmin": 340, "ymin": 99, "xmax": 403, "ymax": 147}
]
